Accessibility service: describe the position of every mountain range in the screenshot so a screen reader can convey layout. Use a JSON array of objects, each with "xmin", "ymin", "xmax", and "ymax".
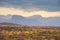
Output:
[{"xmin": 0, "ymin": 14, "xmax": 60, "ymax": 26}]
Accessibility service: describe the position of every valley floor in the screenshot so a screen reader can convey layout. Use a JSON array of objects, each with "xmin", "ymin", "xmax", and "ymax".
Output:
[{"xmin": 0, "ymin": 26, "xmax": 60, "ymax": 40}]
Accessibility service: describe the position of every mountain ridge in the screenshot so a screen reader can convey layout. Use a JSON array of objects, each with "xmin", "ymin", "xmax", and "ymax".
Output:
[{"xmin": 0, "ymin": 15, "xmax": 60, "ymax": 26}]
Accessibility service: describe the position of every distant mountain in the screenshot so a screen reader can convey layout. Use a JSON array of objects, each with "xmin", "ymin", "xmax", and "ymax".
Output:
[
  {"xmin": 0, "ymin": 22, "xmax": 18, "ymax": 25},
  {"xmin": 11, "ymin": 15, "xmax": 26, "ymax": 23},
  {"xmin": 0, "ymin": 15, "xmax": 60, "ymax": 26},
  {"xmin": 44, "ymin": 17, "xmax": 60, "ymax": 26},
  {"xmin": 0, "ymin": 22, "xmax": 26, "ymax": 27},
  {"xmin": 27, "ymin": 15, "xmax": 44, "ymax": 21}
]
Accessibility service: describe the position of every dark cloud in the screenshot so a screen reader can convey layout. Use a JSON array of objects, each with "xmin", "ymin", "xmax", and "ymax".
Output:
[{"xmin": 0, "ymin": 0, "xmax": 60, "ymax": 11}]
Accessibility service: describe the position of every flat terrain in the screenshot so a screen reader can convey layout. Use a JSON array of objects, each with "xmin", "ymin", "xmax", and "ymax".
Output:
[{"xmin": 0, "ymin": 23, "xmax": 60, "ymax": 40}]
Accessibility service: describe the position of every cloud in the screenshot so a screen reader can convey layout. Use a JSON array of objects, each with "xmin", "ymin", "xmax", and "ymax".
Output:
[
  {"xmin": 0, "ymin": 7, "xmax": 60, "ymax": 18},
  {"xmin": 0, "ymin": 0, "xmax": 60, "ymax": 12}
]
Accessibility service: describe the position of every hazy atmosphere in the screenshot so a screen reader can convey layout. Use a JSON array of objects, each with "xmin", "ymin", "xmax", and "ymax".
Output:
[{"xmin": 0, "ymin": 0, "xmax": 60, "ymax": 26}]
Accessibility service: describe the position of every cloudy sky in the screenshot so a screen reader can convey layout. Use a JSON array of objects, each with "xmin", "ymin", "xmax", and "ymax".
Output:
[{"xmin": 0, "ymin": 0, "xmax": 60, "ymax": 18}]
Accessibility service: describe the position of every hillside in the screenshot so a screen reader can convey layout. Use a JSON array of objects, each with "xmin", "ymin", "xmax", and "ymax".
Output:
[{"xmin": 0, "ymin": 22, "xmax": 26, "ymax": 27}]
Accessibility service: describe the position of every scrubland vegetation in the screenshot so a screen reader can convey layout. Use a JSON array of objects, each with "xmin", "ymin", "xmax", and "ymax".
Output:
[{"xmin": 0, "ymin": 24, "xmax": 60, "ymax": 40}]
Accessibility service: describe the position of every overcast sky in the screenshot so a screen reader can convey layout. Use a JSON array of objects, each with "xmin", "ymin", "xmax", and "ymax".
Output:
[{"xmin": 0, "ymin": 0, "xmax": 60, "ymax": 17}]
